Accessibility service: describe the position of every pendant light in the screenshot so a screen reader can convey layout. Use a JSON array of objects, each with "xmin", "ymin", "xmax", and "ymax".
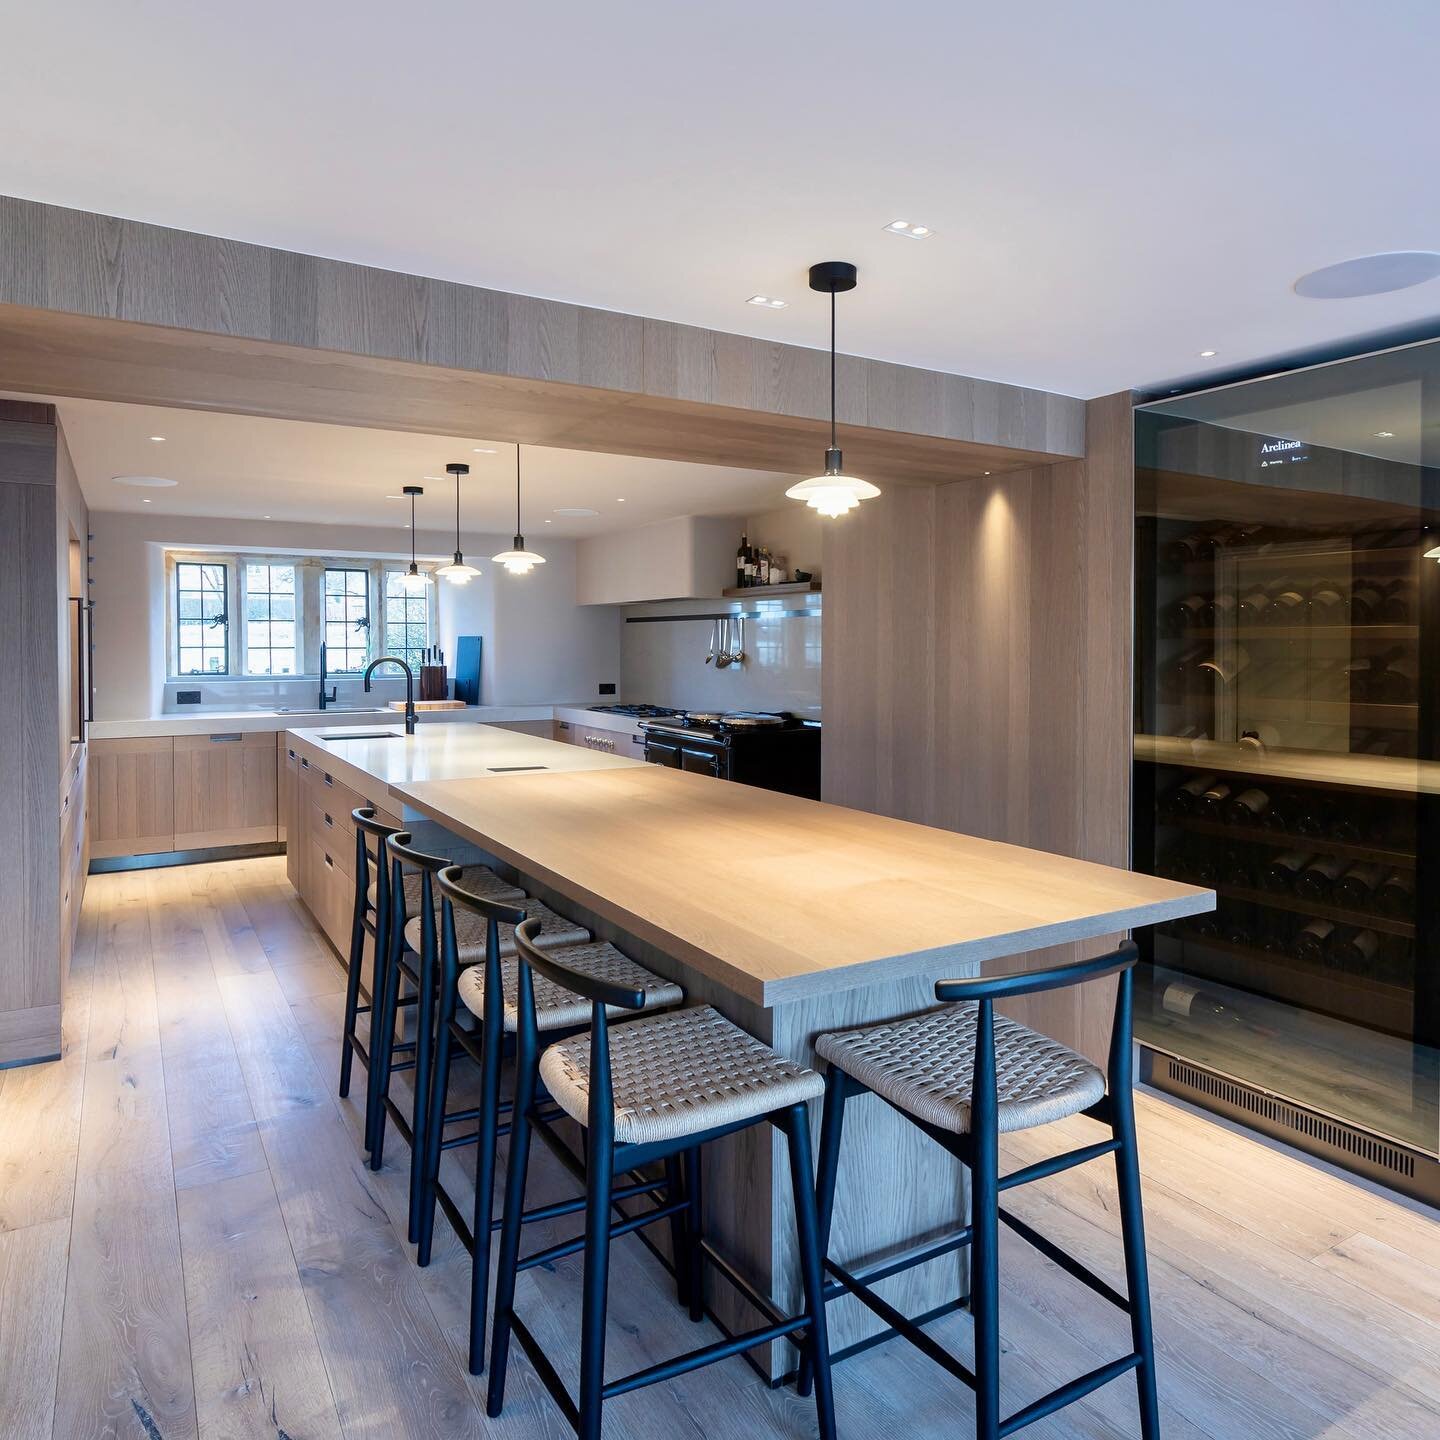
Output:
[
  {"xmin": 434, "ymin": 462, "xmax": 482, "ymax": 584},
  {"xmin": 491, "ymin": 445, "xmax": 547, "ymax": 576},
  {"xmin": 785, "ymin": 261, "xmax": 881, "ymax": 518},
  {"xmin": 399, "ymin": 485, "xmax": 432, "ymax": 592}
]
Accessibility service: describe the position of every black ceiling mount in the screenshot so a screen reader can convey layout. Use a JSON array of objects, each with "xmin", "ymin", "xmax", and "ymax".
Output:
[
  {"xmin": 402, "ymin": 484, "xmax": 424, "ymax": 496},
  {"xmin": 809, "ymin": 260, "xmax": 858, "ymax": 294},
  {"xmin": 445, "ymin": 462, "xmax": 469, "ymax": 477}
]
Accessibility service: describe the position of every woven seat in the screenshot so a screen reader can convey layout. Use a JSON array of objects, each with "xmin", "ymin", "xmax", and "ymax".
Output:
[
  {"xmin": 539, "ymin": 1004, "xmax": 823, "ymax": 1145},
  {"xmin": 405, "ymin": 896, "xmax": 590, "ymax": 959},
  {"xmin": 455, "ymin": 940, "xmax": 683, "ymax": 1034},
  {"xmin": 815, "ymin": 1004, "xmax": 1104, "ymax": 1136},
  {"xmin": 368, "ymin": 864, "xmax": 524, "ymax": 914}
]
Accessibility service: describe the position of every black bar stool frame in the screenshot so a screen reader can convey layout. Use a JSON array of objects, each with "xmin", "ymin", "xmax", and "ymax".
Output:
[
  {"xmin": 800, "ymin": 942, "xmax": 1158, "ymax": 1439},
  {"xmin": 426, "ymin": 866, "xmax": 687, "ymax": 1375},
  {"xmin": 485, "ymin": 915, "xmax": 837, "ymax": 1440}
]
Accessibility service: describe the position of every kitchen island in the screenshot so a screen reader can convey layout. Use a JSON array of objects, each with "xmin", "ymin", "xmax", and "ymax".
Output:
[{"xmin": 287, "ymin": 721, "xmax": 1212, "ymax": 1371}]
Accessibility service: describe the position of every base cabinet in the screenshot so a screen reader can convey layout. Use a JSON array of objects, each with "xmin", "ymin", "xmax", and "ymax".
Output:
[
  {"xmin": 173, "ymin": 730, "xmax": 278, "ymax": 849},
  {"xmin": 88, "ymin": 737, "xmax": 175, "ymax": 858}
]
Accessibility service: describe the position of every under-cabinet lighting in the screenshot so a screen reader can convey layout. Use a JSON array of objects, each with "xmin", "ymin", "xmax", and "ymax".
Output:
[
  {"xmin": 748, "ymin": 295, "xmax": 788, "ymax": 309},
  {"xmin": 884, "ymin": 220, "xmax": 933, "ymax": 239}
]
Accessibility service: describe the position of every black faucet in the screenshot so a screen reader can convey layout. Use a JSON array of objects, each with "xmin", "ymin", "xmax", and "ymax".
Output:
[
  {"xmin": 363, "ymin": 655, "xmax": 416, "ymax": 734},
  {"xmin": 317, "ymin": 641, "xmax": 337, "ymax": 711}
]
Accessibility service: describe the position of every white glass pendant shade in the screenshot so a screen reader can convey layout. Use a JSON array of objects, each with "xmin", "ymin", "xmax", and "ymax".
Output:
[
  {"xmin": 399, "ymin": 562, "xmax": 432, "ymax": 592},
  {"xmin": 435, "ymin": 553, "xmax": 481, "ymax": 584},
  {"xmin": 495, "ymin": 446, "xmax": 544, "ymax": 575},
  {"xmin": 785, "ymin": 472, "xmax": 882, "ymax": 518}
]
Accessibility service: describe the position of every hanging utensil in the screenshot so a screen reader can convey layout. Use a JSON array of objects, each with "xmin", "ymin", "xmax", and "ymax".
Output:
[
  {"xmin": 716, "ymin": 616, "xmax": 732, "ymax": 669},
  {"xmin": 731, "ymin": 616, "xmax": 745, "ymax": 666},
  {"xmin": 705, "ymin": 618, "xmax": 717, "ymax": 665}
]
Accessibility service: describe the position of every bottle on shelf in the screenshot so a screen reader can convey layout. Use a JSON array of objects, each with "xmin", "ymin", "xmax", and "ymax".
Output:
[
  {"xmin": 1194, "ymin": 779, "xmax": 1234, "ymax": 820},
  {"xmin": 1378, "ymin": 577, "xmax": 1413, "ymax": 623},
  {"xmin": 1165, "ymin": 772, "xmax": 1219, "ymax": 816},
  {"xmin": 757, "ymin": 547, "xmax": 771, "ymax": 586},
  {"xmin": 1331, "ymin": 863, "xmax": 1385, "ymax": 909},
  {"xmin": 1289, "ymin": 793, "xmax": 1336, "ymax": 837},
  {"xmin": 1293, "ymin": 918, "xmax": 1337, "ymax": 966},
  {"xmin": 1263, "ymin": 577, "xmax": 1307, "ymax": 624},
  {"xmin": 1203, "ymin": 592, "xmax": 1239, "ymax": 627},
  {"xmin": 1224, "ymin": 787, "xmax": 1272, "ymax": 825},
  {"xmin": 1326, "ymin": 926, "xmax": 1381, "ymax": 974},
  {"xmin": 1238, "ymin": 584, "xmax": 1272, "ymax": 624},
  {"xmin": 1221, "ymin": 907, "xmax": 1254, "ymax": 946},
  {"xmin": 736, "ymin": 533, "xmax": 749, "ymax": 589},
  {"xmin": 1366, "ymin": 649, "xmax": 1418, "ymax": 703},
  {"xmin": 1375, "ymin": 869, "xmax": 1415, "ymax": 917},
  {"xmin": 1260, "ymin": 850, "xmax": 1311, "ymax": 893},
  {"xmin": 1221, "ymin": 848, "xmax": 1256, "ymax": 888},
  {"xmin": 1307, "ymin": 577, "xmax": 1347, "ymax": 622},
  {"xmin": 1165, "ymin": 593, "xmax": 1209, "ymax": 634},
  {"xmin": 1294, "ymin": 855, "xmax": 1344, "ymax": 901},
  {"xmin": 1196, "ymin": 646, "xmax": 1251, "ymax": 687},
  {"xmin": 1161, "ymin": 980, "xmax": 1249, "ymax": 1024},
  {"xmin": 1348, "ymin": 580, "xmax": 1386, "ymax": 624},
  {"xmin": 1259, "ymin": 790, "xmax": 1297, "ymax": 832}
]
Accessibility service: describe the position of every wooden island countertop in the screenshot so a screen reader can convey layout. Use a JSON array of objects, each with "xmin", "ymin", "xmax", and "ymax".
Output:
[{"xmin": 392, "ymin": 762, "xmax": 1213, "ymax": 1006}]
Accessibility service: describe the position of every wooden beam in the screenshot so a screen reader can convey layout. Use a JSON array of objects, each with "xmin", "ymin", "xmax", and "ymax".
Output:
[{"xmin": 0, "ymin": 195, "xmax": 1085, "ymax": 483}]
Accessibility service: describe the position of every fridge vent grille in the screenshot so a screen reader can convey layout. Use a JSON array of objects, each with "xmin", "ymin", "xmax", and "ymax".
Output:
[{"xmin": 1163, "ymin": 1058, "xmax": 1416, "ymax": 1180}]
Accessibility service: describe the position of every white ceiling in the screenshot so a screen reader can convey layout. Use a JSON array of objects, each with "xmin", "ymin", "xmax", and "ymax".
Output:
[
  {"xmin": 28, "ymin": 395, "xmax": 798, "ymax": 533},
  {"xmin": 4, "ymin": 3, "xmax": 1440, "ymax": 398}
]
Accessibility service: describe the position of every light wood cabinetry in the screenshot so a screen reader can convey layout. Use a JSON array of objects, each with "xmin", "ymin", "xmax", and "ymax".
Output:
[
  {"xmin": 88, "ymin": 737, "xmax": 175, "ymax": 858},
  {"xmin": 172, "ymin": 730, "xmax": 278, "ymax": 849},
  {"xmin": 287, "ymin": 736, "xmax": 400, "ymax": 958}
]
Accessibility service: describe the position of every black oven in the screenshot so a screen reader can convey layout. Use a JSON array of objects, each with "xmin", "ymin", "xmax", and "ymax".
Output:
[{"xmin": 640, "ymin": 715, "xmax": 820, "ymax": 798}]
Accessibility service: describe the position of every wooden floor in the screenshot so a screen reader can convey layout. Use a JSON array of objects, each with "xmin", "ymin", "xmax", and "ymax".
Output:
[{"xmin": 1, "ymin": 858, "xmax": 1438, "ymax": 1440}]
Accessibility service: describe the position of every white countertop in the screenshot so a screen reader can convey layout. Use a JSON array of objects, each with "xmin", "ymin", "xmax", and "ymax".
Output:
[
  {"xmin": 288, "ymin": 720, "xmax": 639, "ymax": 799},
  {"xmin": 89, "ymin": 704, "xmax": 565, "ymax": 741}
]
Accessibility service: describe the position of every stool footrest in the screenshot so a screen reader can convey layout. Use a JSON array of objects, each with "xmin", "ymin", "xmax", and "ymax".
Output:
[
  {"xmin": 997, "ymin": 1207, "xmax": 1132, "ymax": 1315},
  {"xmin": 999, "ymin": 1138, "xmax": 1120, "ymax": 1192},
  {"xmin": 824, "ymin": 1257, "xmax": 976, "ymax": 1390},
  {"xmin": 999, "ymin": 1352, "xmax": 1142, "ymax": 1437},
  {"xmin": 516, "ymin": 1195, "xmax": 687, "ymax": 1272},
  {"xmin": 604, "ymin": 1315, "xmax": 812, "ymax": 1401}
]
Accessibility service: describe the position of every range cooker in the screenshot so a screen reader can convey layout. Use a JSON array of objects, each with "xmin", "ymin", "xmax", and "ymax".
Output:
[{"xmin": 638, "ymin": 710, "xmax": 820, "ymax": 798}]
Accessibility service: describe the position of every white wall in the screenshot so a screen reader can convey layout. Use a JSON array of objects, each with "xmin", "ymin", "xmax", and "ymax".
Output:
[
  {"xmin": 90, "ymin": 510, "xmax": 621, "ymax": 719},
  {"xmin": 576, "ymin": 515, "xmax": 740, "ymax": 605}
]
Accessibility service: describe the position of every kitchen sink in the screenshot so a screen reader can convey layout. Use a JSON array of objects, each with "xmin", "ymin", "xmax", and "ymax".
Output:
[
  {"xmin": 316, "ymin": 730, "xmax": 400, "ymax": 741},
  {"xmin": 272, "ymin": 706, "xmax": 387, "ymax": 715}
]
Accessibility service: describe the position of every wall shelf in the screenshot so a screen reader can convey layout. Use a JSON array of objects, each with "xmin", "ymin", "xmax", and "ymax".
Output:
[{"xmin": 721, "ymin": 581, "xmax": 820, "ymax": 599}]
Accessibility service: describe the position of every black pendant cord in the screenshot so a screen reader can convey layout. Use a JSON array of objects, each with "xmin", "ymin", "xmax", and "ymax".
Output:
[
  {"xmin": 411, "ymin": 490, "xmax": 418, "ymax": 568},
  {"xmin": 515, "ymin": 447, "xmax": 523, "ymax": 541},
  {"xmin": 830, "ymin": 289, "xmax": 837, "ymax": 451},
  {"xmin": 454, "ymin": 471, "xmax": 461, "ymax": 551}
]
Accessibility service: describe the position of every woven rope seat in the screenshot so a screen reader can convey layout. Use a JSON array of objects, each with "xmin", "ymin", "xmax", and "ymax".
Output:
[
  {"xmin": 405, "ymin": 896, "xmax": 591, "ymax": 959},
  {"xmin": 455, "ymin": 941, "xmax": 683, "ymax": 1034},
  {"xmin": 815, "ymin": 1004, "xmax": 1105, "ymax": 1136},
  {"xmin": 539, "ymin": 1004, "xmax": 824, "ymax": 1145},
  {"xmin": 367, "ymin": 865, "xmax": 524, "ymax": 914}
]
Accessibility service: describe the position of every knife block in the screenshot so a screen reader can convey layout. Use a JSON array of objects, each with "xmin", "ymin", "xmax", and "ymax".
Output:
[{"xmin": 419, "ymin": 664, "xmax": 448, "ymax": 701}]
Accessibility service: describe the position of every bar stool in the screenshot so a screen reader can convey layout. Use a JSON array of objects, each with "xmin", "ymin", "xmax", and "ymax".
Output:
[
  {"xmin": 801, "ymin": 942, "xmax": 1158, "ymax": 1440},
  {"xmin": 486, "ymin": 914, "xmax": 837, "ymax": 1440},
  {"xmin": 424, "ymin": 865, "xmax": 685, "ymax": 1370},
  {"xmin": 338, "ymin": 807, "xmax": 400, "ymax": 1156},
  {"xmin": 368, "ymin": 832, "xmax": 527, "ymax": 1235}
]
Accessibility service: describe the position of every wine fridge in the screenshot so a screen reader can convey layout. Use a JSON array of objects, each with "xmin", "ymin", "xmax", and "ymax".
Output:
[{"xmin": 1133, "ymin": 339, "xmax": 1440, "ymax": 1205}]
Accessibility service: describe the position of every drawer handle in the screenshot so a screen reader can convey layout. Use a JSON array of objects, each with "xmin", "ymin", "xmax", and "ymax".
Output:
[
  {"xmin": 210, "ymin": 733, "xmax": 242, "ymax": 743},
  {"xmin": 323, "ymin": 773, "xmax": 335, "ymax": 787},
  {"xmin": 300, "ymin": 757, "xmax": 311, "ymax": 769},
  {"xmin": 324, "ymin": 853, "xmax": 334, "ymax": 868},
  {"xmin": 288, "ymin": 748, "xmax": 296, "ymax": 759},
  {"xmin": 324, "ymin": 813, "xmax": 334, "ymax": 828}
]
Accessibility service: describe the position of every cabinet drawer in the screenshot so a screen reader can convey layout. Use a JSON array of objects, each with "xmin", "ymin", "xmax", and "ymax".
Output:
[
  {"xmin": 307, "ymin": 836, "xmax": 353, "ymax": 954},
  {"xmin": 310, "ymin": 798, "xmax": 356, "ymax": 877}
]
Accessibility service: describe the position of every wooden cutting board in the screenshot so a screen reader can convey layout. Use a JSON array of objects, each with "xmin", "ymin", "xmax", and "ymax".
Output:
[{"xmin": 388, "ymin": 699, "xmax": 467, "ymax": 711}]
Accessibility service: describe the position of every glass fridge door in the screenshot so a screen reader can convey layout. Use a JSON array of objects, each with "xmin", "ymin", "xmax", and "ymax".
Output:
[{"xmin": 1134, "ymin": 340, "xmax": 1439, "ymax": 1189}]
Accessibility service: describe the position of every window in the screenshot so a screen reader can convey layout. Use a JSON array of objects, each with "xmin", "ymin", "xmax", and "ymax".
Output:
[
  {"xmin": 385, "ymin": 571, "xmax": 431, "ymax": 671},
  {"xmin": 244, "ymin": 562, "xmax": 297, "ymax": 674},
  {"xmin": 175, "ymin": 561, "xmax": 229, "ymax": 674},
  {"xmin": 323, "ymin": 568, "xmax": 371, "ymax": 672}
]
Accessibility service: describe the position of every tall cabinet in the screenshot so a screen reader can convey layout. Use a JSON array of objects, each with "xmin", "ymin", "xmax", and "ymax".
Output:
[
  {"xmin": 1132, "ymin": 345, "xmax": 1440, "ymax": 1205},
  {"xmin": 0, "ymin": 400, "xmax": 90, "ymax": 1067}
]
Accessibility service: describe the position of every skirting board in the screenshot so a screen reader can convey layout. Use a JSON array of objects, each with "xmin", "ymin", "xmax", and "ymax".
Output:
[{"xmin": 89, "ymin": 841, "xmax": 285, "ymax": 873}]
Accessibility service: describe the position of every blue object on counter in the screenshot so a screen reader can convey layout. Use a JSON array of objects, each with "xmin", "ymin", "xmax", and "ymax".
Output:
[{"xmin": 453, "ymin": 635, "xmax": 483, "ymax": 705}]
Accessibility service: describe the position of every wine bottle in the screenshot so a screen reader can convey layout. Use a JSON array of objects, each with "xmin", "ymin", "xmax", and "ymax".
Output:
[
  {"xmin": 1293, "ymin": 918, "xmax": 1336, "ymax": 965},
  {"xmin": 1188, "ymin": 849, "xmax": 1220, "ymax": 887},
  {"xmin": 1294, "ymin": 855, "xmax": 1344, "ymax": 901},
  {"xmin": 736, "ymin": 533, "xmax": 749, "ymax": 589},
  {"xmin": 1264, "ymin": 577, "xmax": 1307, "ymax": 623},
  {"xmin": 1259, "ymin": 918, "xmax": 1292, "ymax": 955},
  {"xmin": 1238, "ymin": 584, "xmax": 1272, "ymax": 623},
  {"xmin": 1308, "ymin": 578, "xmax": 1346, "ymax": 621},
  {"xmin": 1203, "ymin": 592, "xmax": 1239, "ymax": 626},
  {"xmin": 1222, "ymin": 849, "xmax": 1256, "ymax": 888},
  {"xmin": 1160, "ymin": 981, "xmax": 1246, "ymax": 1024},
  {"xmin": 1259, "ymin": 792, "xmax": 1295, "ymax": 832},
  {"xmin": 1166, "ymin": 772, "xmax": 1219, "ymax": 816},
  {"xmin": 1166, "ymin": 593, "xmax": 1208, "ymax": 633},
  {"xmin": 1290, "ymin": 794, "xmax": 1335, "ymax": 837},
  {"xmin": 1261, "ymin": 850, "xmax": 1311, "ymax": 893},
  {"xmin": 1195, "ymin": 780, "xmax": 1233, "ymax": 820},
  {"xmin": 1161, "ymin": 529, "xmax": 1206, "ymax": 568},
  {"xmin": 1368, "ymin": 650, "xmax": 1418, "ymax": 703},
  {"xmin": 1375, "ymin": 869, "xmax": 1414, "ymax": 917},
  {"xmin": 1224, "ymin": 787, "xmax": 1271, "ymax": 825},
  {"xmin": 1332, "ymin": 862, "xmax": 1385, "ymax": 909},
  {"xmin": 1349, "ymin": 581, "xmax": 1385, "ymax": 624},
  {"xmin": 1326, "ymin": 927, "xmax": 1381, "ymax": 974},
  {"xmin": 1379, "ymin": 577, "xmax": 1413, "ymax": 623},
  {"xmin": 1197, "ymin": 646, "xmax": 1251, "ymax": 686}
]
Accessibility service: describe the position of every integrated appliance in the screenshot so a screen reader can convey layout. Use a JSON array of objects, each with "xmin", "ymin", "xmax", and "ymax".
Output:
[{"xmin": 639, "ymin": 711, "xmax": 821, "ymax": 798}]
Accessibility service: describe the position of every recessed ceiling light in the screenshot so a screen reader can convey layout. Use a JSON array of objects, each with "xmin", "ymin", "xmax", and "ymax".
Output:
[
  {"xmin": 747, "ymin": 295, "xmax": 788, "ymax": 309},
  {"xmin": 112, "ymin": 474, "xmax": 179, "ymax": 487},
  {"xmin": 141, "ymin": 497, "xmax": 152, "ymax": 503},
  {"xmin": 1199, "ymin": 349, "xmax": 1218, "ymax": 358},
  {"xmin": 1373, "ymin": 430, "xmax": 1396, "ymax": 438},
  {"xmin": 885, "ymin": 220, "xmax": 933, "ymax": 239},
  {"xmin": 616, "ymin": 497, "xmax": 626, "ymax": 503},
  {"xmin": 553, "ymin": 507, "xmax": 599, "ymax": 518},
  {"xmin": 149, "ymin": 434, "xmax": 166, "ymax": 442},
  {"xmin": 472, "ymin": 447, "xmax": 497, "ymax": 454},
  {"xmin": 263, "ymin": 514, "xmax": 271, "ymax": 519},
  {"xmin": 1294, "ymin": 251, "xmax": 1440, "ymax": 299},
  {"xmin": 423, "ymin": 474, "xmax": 444, "ymax": 481},
  {"xmin": 544, "ymin": 518, "xmax": 552, "ymax": 524},
  {"xmin": 385, "ymin": 493, "xmax": 405, "ymax": 500}
]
